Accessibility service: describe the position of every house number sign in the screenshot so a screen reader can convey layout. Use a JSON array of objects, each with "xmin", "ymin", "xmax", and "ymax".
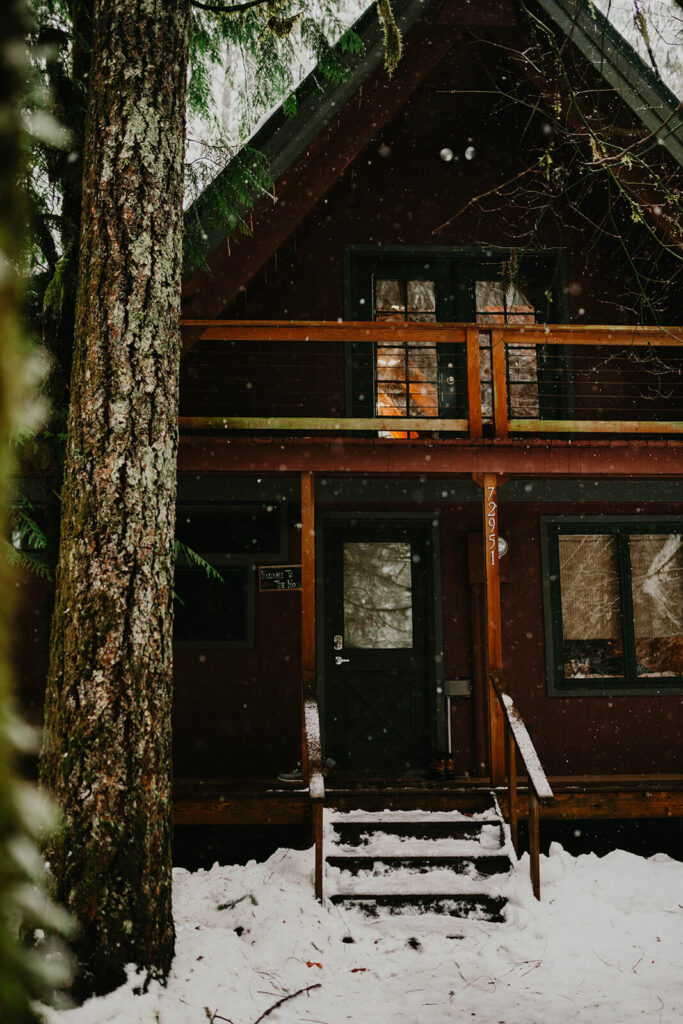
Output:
[{"xmin": 487, "ymin": 484, "xmax": 497, "ymax": 567}]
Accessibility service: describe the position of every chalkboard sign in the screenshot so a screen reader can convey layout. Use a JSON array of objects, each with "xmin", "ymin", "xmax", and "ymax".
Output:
[{"xmin": 259, "ymin": 564, "xmax": 302, "ymax": 591}]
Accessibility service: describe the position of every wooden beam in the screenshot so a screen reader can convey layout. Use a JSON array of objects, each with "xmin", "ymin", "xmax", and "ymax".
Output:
[
  {"xmin": 179, "ymin": 318, "xmax": 683, "ymax": 354},
  {"xmin": 182, "ymin": 26, "xmax": 455, "ymax": 321},
  {"xmin": 313, "ymin": 801, "xmax": 323, "ymax": 900},
  {"xmin": 528, "ymin": 787, "xmax": 541, "ymax": 899},
  {"xmin": 179, "ymin": 416, "xmax": 469, "ymax": 433},
  {"xmin": 491, "ymin": 329, "xmax": 508, "ymax": 440},
  {"xmin": 178, "ymin": 436, "xmax": 683, "ymax": 477},
  {"xmin": 479, "ymin": 473, "xmax": 506, "ymax": 786},
  {"xmin": 502, "ymin": 326, "xmax": 683, "ymax": 346},
  {"xmin": 509, "ymin": 419, "xmax": 683, "ymax": 435},
  {"xmin": 173, "ymin": 794, "xmax": 310, "ymax": 826},
  {"xmin": 466, "ymin": 327, "xmax": 483, "ymax": 441},
  {"xmin": 512, "ymin": 788, "xmax": 683, "ymax": 820},
  {"xmin": 181, "ymin": 319, "xmax": 469, "ymax": 345},
  {"xmin": 301, "ymin": 472, "xmax": 316, "ymax": 781}
]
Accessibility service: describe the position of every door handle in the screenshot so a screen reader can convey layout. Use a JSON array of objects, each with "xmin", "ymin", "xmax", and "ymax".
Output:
[{"xmin": 335, "ymin": 656, "xmax": 350, "ymax": 665}]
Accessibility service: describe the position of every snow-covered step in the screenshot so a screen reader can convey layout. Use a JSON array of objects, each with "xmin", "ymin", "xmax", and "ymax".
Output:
[
  {"xmin": 326, "ymin": 852, "xmax": 510, "ymax": 877},
  {"xmin": 329, "ymin": 817, "xmax": 502, "ymax": 846},
  {"xmin": 329, "ymin": 891, "xmax": 507, "ymax": 921},
  {"xmin": 327, "ymin": 826, "xmax": 503, "ymax": 856},
  {"xmin": 328, "ymin": 864, "xmax": 511, "ymax": 893},
  {"xmin": 323, "ymin": 797, "xmax": 513, "ymax": 921}
]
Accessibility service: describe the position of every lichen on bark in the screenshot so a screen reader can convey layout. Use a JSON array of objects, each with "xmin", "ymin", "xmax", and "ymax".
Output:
[{"xmin": 39, "ymin": 0, "xmax": 190, "ymax": 999}]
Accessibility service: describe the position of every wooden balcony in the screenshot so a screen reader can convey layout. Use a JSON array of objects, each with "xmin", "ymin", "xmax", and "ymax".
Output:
[{"xmin": 180, "ymin": 320, "xmax": 683, "ymax": 440}]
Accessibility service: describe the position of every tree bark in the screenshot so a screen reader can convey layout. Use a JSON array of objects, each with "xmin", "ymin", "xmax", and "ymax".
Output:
[{"xmin": 40, "ymin": 0, "xmax": 190, "ymax": 998}]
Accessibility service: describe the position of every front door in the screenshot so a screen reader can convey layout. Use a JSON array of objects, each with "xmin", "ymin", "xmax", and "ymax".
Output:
[{"xmin": 322, "ymin": 519, "xmax": 434, "ymax": 773}]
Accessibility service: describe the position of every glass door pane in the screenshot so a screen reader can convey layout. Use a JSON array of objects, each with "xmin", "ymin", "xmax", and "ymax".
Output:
[{"xmin": 343, "ymin": 541, "xmax": 414, "ymax": 648}]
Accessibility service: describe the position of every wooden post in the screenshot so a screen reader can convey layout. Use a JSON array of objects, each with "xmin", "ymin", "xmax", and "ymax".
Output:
[
  {"xmin": 507, "ymin": 727, "xmax": 518, "ymax": 855},
  {"xmin": 466, "ymin": 327, "xmax": 483, "ymax": 440},
  {"xmin": 469, "ymin": 581, "xmax": 488, "ymax": 778},
  {"xmin": 313, "ymin": 801, "xmax": 324, "ymax": 901},
  {"xmin": 301, "ymin": 471, "xmax": 316, "ymax": 784},
  {"xmin": 491, "ymin": 328, "xmax": 508, "ymax": 439},
  {"xmin": 479, "ymin": 473, "xmax": 506, "ymax": 787},
  {"xmin": 528, "ymin": 786, "xmax": 541, "ymax": 900}
]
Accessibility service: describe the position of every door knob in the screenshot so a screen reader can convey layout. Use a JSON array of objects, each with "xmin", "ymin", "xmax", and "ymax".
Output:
[{"xmin": 335, "ymin": 656, "xmax": 350, "ymax": 665}]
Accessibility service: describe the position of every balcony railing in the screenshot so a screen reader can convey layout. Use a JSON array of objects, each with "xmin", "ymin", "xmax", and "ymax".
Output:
[{"xmin": 179, "ymin": 320, "xmax": 683, "ymax": 438}]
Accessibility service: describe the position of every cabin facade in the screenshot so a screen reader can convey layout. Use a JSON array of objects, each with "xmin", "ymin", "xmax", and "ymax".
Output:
[{"xmin": 16, "ymin": 0, "xmax": 683, "ymax": 890}]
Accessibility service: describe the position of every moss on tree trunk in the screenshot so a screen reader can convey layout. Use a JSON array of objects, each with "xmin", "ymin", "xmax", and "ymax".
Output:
[{"xmin": 40, "ymin": 0, "xmax": 190, "ymax": 999}]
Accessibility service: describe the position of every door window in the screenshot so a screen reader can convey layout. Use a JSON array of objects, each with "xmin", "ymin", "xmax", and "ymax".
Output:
[{"xmin": 343, "ymin": 541, "xmax": 414, "ymax": 648}]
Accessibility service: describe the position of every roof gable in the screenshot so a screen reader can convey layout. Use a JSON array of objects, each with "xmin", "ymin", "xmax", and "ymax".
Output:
[{"xmin": 182, "ymin": 0, "xmax": 682, "ymax": 320}]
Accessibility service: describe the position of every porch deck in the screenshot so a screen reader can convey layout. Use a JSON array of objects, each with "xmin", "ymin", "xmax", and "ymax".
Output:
[{"xmin": 173, "ymin": 775, "xmax": 683, "ymax": 826}]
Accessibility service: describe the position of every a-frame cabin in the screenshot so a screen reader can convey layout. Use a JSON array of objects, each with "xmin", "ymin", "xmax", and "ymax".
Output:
[{"xmin": 18, "ymin": 0, "xmax": 683, "ymax": 899}]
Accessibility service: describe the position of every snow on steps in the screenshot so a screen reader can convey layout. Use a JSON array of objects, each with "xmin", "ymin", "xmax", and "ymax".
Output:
[{"xmin": 324, "ymin": 801, "xmax": 514, "ymax": 922}]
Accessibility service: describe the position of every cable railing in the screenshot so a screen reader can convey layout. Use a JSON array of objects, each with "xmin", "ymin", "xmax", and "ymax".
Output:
[
  {"xmin": 179, "ymin": 320, "xmax": 683, "ymax": 438},
  {"xmin": 490, "ymin": 669, "xmax": 554, "ymax": 900}
]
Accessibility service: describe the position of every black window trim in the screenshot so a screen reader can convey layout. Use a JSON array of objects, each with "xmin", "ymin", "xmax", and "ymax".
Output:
[
  {"xmin": 343, "ymin": 245, "xmax": 571, "ymax": 423},
  {"xmin": 541, "ymin": 515, "xmax": 683, "ymax": 697},
  {"xmin": 173, "ymin": 500, "xmax": 288, "ymax": 649}
]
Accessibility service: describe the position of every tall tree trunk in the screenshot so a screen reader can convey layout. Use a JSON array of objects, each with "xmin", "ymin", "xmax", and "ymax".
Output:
[{"xmin": 40, "ymin": 0, "xmax": 190, "ymax": 999}]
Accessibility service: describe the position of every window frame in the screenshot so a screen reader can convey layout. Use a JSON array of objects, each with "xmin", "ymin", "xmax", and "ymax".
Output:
[
  {"xmin": 343, "ymin": 245, "xmax": 570, "ymax": 422},
  {"xmin": 174, "ymin": 501, "xmax": 287, "ymax": 650},
  {"xmin": 541, "ymin": 515, "xmax": 683, "ymax": 696}
]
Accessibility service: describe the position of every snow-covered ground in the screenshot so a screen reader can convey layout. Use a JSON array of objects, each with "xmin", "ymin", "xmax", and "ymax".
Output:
[{"xmin": 42, "ymin": 841, "xmax": 683, "ymax": 1024}]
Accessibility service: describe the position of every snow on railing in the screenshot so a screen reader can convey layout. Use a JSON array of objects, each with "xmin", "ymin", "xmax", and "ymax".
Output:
[
  {"xmin": 490, "ymin": 670, "xmax": 554, "ymax": 900},
  {"xmin": 303, "ymin": 696, "xmax": 325, "ymax": 899}
]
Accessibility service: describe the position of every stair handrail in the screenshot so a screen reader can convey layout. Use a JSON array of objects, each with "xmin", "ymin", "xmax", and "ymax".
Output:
[
  {"xmin": 303, "ymin": 695, "xmax": 325, "ymax": 899},
  {"xmin": 490, "ymin": 669, "xmax": 553, "ymax": 899}
]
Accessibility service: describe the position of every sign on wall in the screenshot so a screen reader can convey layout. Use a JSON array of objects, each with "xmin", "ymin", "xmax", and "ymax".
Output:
[{"xmin": 258, "ymin": 564, "xmax": 302, "ymax": 591}]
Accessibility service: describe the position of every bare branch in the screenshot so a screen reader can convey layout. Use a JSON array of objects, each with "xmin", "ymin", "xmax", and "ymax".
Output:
[{"xmin": 251, "ymin": 983, "xmax": 322, "ymax": 1024}]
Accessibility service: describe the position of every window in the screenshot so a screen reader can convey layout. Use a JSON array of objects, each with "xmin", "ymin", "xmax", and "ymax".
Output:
[
  {"xmin": 475, "ymin": 279, "xmax": 538, "ymax": 420},
  {"xmin": 542, "ymin": 519, "xmax": 683, "ymax": 695},
  {"xmin": 375, "ymin": 278, "xmax": 439, "ymax": 423},
  {"xmin": 174, "ymin": 503, "xmax": 285, "ymax": 648},
  {"xmin": 345, "ymin": 247, "xmax": 566, "ymax": 427}
]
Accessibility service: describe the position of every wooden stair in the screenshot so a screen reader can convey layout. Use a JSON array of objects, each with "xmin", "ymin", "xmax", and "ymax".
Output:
[{"xmin": 324, "ymin": 798, "xmax": 514, "ymax": 921}]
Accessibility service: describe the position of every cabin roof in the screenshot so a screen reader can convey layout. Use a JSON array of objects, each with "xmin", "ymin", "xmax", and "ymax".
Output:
[{"xmin": 183, "ymin": 0, "xmax": 683, "ymax": 289}]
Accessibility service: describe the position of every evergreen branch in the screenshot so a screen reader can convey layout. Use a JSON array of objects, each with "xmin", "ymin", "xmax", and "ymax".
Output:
[
  {"xmin": 1, "ymin": 539, "xmax": 52, "ymax": 580},
  {"xmin": 175, "ymin": 540, "xmax": 224, "ymax": 582},
  {"xmin": 191, "ymin": 0, "xmax": 273, "ymax": 15},
  {"xmin": 11, "ymin": 503, "xmax": 48, "ymax": 551}
]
